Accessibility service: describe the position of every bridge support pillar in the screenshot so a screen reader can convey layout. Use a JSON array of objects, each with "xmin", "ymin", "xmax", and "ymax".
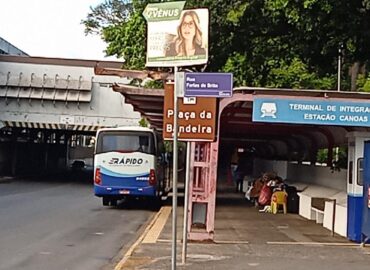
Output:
[
  {"xmin": 10, "ymin": 130, "xmax": 20, "ymax": 176},
  {"xmin": 11, "ymin": 142, "xmax": 18, "ymax": 176}
]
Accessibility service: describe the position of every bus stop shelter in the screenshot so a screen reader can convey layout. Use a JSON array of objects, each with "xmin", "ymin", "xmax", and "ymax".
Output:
[{"xmin": 95, "ymin": 66, "xmax": 370, "ymax": 241}]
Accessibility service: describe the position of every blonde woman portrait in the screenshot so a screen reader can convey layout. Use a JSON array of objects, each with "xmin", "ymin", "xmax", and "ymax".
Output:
[{"xmin": 165, "ymin": 10, "xmax": 206, "ymax": 57}]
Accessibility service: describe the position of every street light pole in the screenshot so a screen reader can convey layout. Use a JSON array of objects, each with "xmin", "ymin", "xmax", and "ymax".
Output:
[
  {"xmin": 172, "ymin": 66, "xmax": 179, "ymax": 270},
  {"xmin": 337, "ymin": 44, "xmax": 344, "ymax": 92}
]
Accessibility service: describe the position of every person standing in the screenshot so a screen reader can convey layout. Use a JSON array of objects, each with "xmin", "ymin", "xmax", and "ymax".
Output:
[
  {"xmin": 235, "ymin": 152, "xmax": 254, "ymax": 193},
  {"xmin": 230, "ymin": 148, "xmax": 239, "ymax": 186}
]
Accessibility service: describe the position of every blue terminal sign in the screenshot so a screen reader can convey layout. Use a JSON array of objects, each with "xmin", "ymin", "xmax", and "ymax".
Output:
[
  {"xmin": 184, "ymin": 72, "xmax": 233, "ymax": 98},
  {"xmin": 252, "ymin": 97, "xmax": 370, "ymax": 127}
]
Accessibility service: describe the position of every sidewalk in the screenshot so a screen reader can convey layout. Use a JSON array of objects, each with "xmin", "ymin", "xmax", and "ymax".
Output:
[{"xmin": 116, "ymin": 189, "xmax": 370, "ymax": 270}]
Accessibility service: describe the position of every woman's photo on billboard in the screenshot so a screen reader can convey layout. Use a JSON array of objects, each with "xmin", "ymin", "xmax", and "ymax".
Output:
[{"xmin": 165, "ymin": 10, "xmax": 206, "ymax": 57}]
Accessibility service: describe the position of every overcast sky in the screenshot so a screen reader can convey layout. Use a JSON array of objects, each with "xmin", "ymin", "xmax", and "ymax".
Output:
[{"xmin": 0, "ymin": 0, "xmax": 118, "ymax": 61}]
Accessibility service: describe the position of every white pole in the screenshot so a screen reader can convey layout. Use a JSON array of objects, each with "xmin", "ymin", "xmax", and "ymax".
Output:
[
  {"xmin": 181, "ymin": 141, "xmax": 191, "ymax": 264},
  {"xmin": 172, "ymin": 66, "xmax": 179, "ymax": 270},
  {"xmin": 337, "ymin": 45, "xmax": 342, "ymax": 92}
]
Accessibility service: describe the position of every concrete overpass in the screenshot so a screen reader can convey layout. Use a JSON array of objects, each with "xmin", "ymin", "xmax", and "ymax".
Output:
[{"xmin": 0, "ymin": 55, "xmax": 140, "ymax": 175}]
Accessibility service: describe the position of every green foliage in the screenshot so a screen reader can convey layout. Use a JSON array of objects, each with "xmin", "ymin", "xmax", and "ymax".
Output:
[
  {"xmin": 317, "ymin": 147, "xmax": 347, "ymax": 172},
  {"xmin": 83, "ymin": 0, "xmax": 370, "ymax": 90},
  {"xmin": 138, "ymin": 117, "xmax": 149, "ymax": 127},
  {"xmin": 266, "ymin": 58, "xmax": 335, "ymax": 89},
  {"xmin": 103, "ymin": 12, "xmax": 147, "ymax": 68},
  {"xmin": 332, "ymin": 147, "xmax": 348, "ymax": 172},
  {"xmin": 316, "ymin": 148, "xmax": 328, "ymax": 164},
  {"xmin": 164, "ymin": 141, "xmax": 172, "ymax": 153},
  {"xmin": 143, "ymin": 79, "xmax": 164, "ymax": 89},
  {"xmin": 82, "ymin": 0, "xmax": 133, "ymax": 35},
  {"xmin": 357, "ymin": 73, "xmax": 370, "ymax": 92},
  {"xmin": 223, "ymin": 53, "xmax": 248, "ymax": 86},
  {"xmin": 82, "ymin": 0, "xmax": 149, "ymax": 69},
  {"xmin": 362, "ymin": 80, "xmax": 370, "ymax": 92},
  {"xmin": 226, "ymin": 2, "xmax": 249, "ymax": 25},
  {"xmin": 128, "ymin": 77, "xmax": 163, "ymax": 88}
]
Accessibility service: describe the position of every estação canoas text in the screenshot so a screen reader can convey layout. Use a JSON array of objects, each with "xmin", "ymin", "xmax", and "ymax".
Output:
[{"xmin": 304, "ymin": 113, "xmax": 368, "ymax": 122}]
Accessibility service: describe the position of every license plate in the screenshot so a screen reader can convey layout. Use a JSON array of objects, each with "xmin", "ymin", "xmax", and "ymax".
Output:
[{"xmin": 119, "ymin": 190, "xmax": 130, "ymax": 194}]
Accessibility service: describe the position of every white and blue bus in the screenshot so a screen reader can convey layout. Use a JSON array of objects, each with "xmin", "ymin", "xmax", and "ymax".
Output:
[{"xmin": 94, "ymin": 126, "xmax": 170, "ymax": 206}]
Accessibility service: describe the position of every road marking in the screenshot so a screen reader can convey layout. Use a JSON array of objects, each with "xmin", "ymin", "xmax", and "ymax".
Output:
[
  {"xmin": 114, "ymin": 206, "xmax": 170, "ymax": 270},
  {"xmin": 157, "ymin": 239, "xmax": 182, "ymax": 243},
  {"xmin": 214, "ymin": 240, "xmax": 249, "ymax": 244},
  {"xmin": 267, "ymin": 241, "xmax": 359, "ymax": 247},
  {"xmin": 142, "ymin": 206, "xmax": 171, "ymax": 244},
  {"xmin": 156, "ymin": 239, "xmax": 249, "ymax": 245}
]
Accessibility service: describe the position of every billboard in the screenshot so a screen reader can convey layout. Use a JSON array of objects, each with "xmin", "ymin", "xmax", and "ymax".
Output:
[{"xmin": 143, "ymin": 2, "xmax": 209, "ymax": 67}]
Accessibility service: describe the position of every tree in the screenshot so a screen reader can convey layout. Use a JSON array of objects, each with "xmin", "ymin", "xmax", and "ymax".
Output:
[
  {"xmin": 82, "ymin": 0, "xmax": 147, "ymax": 69},
  {"xmin": 83, "ymin": 0, "xmax": 370, "ymax": 90}
]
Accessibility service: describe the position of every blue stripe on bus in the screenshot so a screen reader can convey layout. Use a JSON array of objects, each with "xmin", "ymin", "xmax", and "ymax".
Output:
[
  {"xmin": 100, "ymin": 172, "xmax": 150, "ymax": 187},
  {"xmin": 94, "ymin": 170, "xmax": 155, "ymax": 197},
  {"xmin": 94, "ymin": 185, "xmax": 156, "ymax": 197}
]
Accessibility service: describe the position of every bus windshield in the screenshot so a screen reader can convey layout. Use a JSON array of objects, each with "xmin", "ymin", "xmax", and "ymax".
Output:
[{"xmin": 96, "ymin": 131, "xmax": 155, "ymax": 154}]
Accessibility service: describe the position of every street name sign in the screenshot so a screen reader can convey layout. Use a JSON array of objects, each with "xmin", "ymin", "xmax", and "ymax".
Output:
[{"xmin": 184, "ymin": 72, "xmax": 233, "ymax": 98}]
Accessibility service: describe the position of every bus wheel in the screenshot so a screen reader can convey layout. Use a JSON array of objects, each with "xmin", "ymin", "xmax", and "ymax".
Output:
[
  {"xmin": 102, "ymin": 197, "xmax": 110, "ymax": 206},
  {"xmin": 150, "ymin": 197, "xmax": 161, "ymax": 211},
  {"xmin": 103, "ymin": 198, "xmax": 118, "ymax": 206}
]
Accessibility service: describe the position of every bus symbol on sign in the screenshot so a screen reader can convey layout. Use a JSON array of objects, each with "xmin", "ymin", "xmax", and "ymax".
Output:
[{"xmin": 260, "ymin": 103, "xmax": 277, "ymax": 118}]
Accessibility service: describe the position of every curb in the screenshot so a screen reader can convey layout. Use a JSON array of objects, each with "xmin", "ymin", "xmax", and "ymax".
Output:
[{"xmin": 114, "ymin": 206, "xmax": 169, "ymax": 270}]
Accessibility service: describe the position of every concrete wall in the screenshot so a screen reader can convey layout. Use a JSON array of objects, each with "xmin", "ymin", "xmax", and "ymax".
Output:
[
  {"xmin": 291, "ymin": 164, "xmax": 348, "ymax": 237},
  {"xmin": 324, "ymin": 200, "xmax": 347, "ymax": 237},
  {"xmin": 246, "ymin": 158, "xmax": 347, "ymax": 192},
  {"xmin": 253, "ymin": 158, "xmax": 288, "ymax": 179},
  {"xmin": 287, "ymin": 163, "xmax": 347, "ymax": 191}
]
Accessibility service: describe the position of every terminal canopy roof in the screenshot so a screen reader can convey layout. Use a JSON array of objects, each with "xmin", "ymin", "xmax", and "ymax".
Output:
[{"xmin": 95, "ymin": 67, "xmax": 370, "ymax": 163}]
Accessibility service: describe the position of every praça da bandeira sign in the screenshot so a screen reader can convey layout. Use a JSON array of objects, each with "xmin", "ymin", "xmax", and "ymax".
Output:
[
  {"xmin": 163, "ymin": 83, "xmax": 216, "ymax": 141},
  {"xmin": 253, "ymin": 96, "xmax": 370, "ymax": 127}
]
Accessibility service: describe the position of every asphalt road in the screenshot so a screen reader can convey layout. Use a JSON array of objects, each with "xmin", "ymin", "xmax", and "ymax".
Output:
[{"xmin": 0, "ymin": 173, "xmax": 155, "ymax": 270}]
